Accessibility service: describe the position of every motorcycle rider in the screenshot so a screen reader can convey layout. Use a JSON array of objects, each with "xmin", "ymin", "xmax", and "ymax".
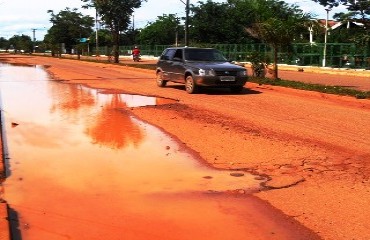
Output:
[{"xmin": 132, "ymin": 46, "xmax": 141, "ymax": 61}]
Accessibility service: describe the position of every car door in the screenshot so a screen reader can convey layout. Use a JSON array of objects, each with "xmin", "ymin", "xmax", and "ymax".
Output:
[
  {"xmin": 170, "ymin": 49, "xmax": 186, "ymax": 83},
  {"xmin": 159, "ymin": 49, "xmax": 176, "ymax": 80}
]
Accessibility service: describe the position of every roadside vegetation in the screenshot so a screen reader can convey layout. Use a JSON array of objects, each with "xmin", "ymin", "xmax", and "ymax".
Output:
[
  {"xmin": 1, "ymin": 1, "xmax": 368, "ymax": 63},
  {"xmin": 248, "ymin": 76, "xmax": 370, "ymax": 99}
]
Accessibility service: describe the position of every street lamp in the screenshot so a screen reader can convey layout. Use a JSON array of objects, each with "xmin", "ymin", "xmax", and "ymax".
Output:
[
  {"xmin": 31, "ymin": 28, "xmax": 45, "ymax": 53},
  {"xmin": 322, "ymin": 8, "xmax": 331, "ymax": 67},
  {"xmin": 32, "ymin": 28, "xmax": 37, "ymax": 53}
]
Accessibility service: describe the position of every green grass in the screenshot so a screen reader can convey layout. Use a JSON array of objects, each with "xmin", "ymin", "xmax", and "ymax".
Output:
[
  {"xmin": 249, "ymin": 77, "xmax": 370, "ymax": 99},
  {"xmin": 121, "ymin": 63, "xmax": 157, "ymax": 70}
]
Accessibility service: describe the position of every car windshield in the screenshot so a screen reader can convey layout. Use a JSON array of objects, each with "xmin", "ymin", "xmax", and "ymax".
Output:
[{"xmin": 184, "ymin": 49, "xmax": 227, "ymax": 62}]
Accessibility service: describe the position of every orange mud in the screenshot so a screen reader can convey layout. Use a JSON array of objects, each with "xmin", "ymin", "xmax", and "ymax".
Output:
[{"xmin": 1, "ymin": 54, "xmax": 370, "ymax": 239}]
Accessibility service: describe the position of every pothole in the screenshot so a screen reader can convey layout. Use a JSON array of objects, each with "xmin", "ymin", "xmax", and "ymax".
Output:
[{"xmin": 0, "ymin": 62, "xmax": 267, "ymax": 239}]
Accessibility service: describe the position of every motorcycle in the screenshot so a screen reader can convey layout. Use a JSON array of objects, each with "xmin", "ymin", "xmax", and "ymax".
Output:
[{"xmin": 133, "ymin": 54, "xmax": 141, "ymax": 62}]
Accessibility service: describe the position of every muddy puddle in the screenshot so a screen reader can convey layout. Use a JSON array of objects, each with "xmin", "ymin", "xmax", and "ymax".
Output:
[{"xmin": 0, "ymin": 63, "xmax": 314, "ymax": 240}]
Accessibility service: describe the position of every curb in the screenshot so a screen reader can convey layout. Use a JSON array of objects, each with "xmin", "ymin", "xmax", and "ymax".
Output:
[
  {"xmin": 0, "ymin": 203, "xmax": 10, "ymax": 240},
  {"xmin": 279, "ymin": 65, "xmax": 370, "ymax": 78},
  {"xmin": 0, "ymin": 99, "xmax": 10, "ymax": 240},
  {"xmin": 242, "ymin": 63, "xmax": 370, "ymax": 78}
]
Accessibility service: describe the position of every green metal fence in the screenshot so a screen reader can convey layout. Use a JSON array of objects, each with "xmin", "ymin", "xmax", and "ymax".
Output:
[
  {"xmin": 290, "ymin": 43, "xmax": 370, "ymax": 69},
  {"xmin": 92, "ymin": 43, "xmax": 370, "ymax": 69},
  {"xmin": 213, "ymin": 43, "xmax": 370, "ymax": 69},
  {"xmin": 93, "ymin": 45, "xmax": 170, "ymax": 57}
]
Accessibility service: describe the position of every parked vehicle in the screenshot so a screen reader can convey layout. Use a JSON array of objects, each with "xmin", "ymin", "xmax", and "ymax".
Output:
[{"xmin": 156, "ymin": 47, "xmax": 248, "ymax": 94}]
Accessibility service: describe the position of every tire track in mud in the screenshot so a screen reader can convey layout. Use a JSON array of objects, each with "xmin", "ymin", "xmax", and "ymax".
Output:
[
  {"xmin": 189, "ymin": 89, "xmax": 370, "ymax": 155},
  {"xmin": 152, "ymin": 90, "xmax": 370, "ymax": 184},
  {"xmin": 56, "ymin": 59, "xmax": 369, "ymax": 182}
]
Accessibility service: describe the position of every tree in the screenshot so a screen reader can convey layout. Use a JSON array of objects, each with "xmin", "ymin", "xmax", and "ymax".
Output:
[
  {"xmin": 330, "ymin": 12, "xmax": 361, "ymax": 43},
  {"xmin": 8, "ymin": 35, "xmax": 33, "ymax": 53},
  {"xmin": 190, "ymin": 0, "xmax": 250, "ymax": 44},
  {"xmin": 138, "ymin": 14, "xmax": 182, "ymax": 45},
  {"xmin": 82, "ymin": 0, "xmax": 147, "ymax": 63},
  {"xmin": 44, "ymin": 8, "xmax": 94, "ymax": 55},
  {"xmin": 313, "ymin": 0, "xmax": 369, "ymax": 52},
  {"xmin": 120, "ymin": 28, "xmax": 141, "ymax": 46},
  {"xmin": 311, "ymin": 0, "xmax": 340, "ymax": 8},
  {"xmin": 0, "ymin": 37, "xmax": 8, "ymax": 50},
  {"xmin": 231, "ymin": 0, "xmax": 311, "ymax": 79},
  {"xmin": 312, "ymin": 0, "xmax": 369, "ymax": 23},
  {"xmin": 88, "ymin": 28, "xmax": 113, "ymax": 47}
]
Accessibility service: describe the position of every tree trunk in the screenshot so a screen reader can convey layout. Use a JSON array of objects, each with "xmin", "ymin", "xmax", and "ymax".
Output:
[
  {"xmin": 112, "ymin": 27, "xmax": 120, "ymax": 63},
  {"xmin": 273, "ymin": 46, "xmax": 279, "ymax": 79}
]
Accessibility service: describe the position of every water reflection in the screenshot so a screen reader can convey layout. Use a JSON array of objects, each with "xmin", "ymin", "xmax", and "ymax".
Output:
[
  {"xmin": 49, "ymin": 83, "xmax": 167, "ymax": 149},
  {"xmin": 87, "ymin": 94, "xmax": 144, "ymax": 149},
  {"xmin": 50, "ymin": 84, "xmax": 96, "ymax": 117},
  {"xmin": 0, "ymin": 63, "xmax": 270, "ymax": 240}
]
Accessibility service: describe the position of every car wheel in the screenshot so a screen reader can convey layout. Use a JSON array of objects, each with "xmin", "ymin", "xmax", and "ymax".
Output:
[
  {"xmin": 230, "ymin": 86, "xmax": 244, "ymax": 93},
  {"xmin": 185, "ymin": 75, "xmax": 198, "ymax": 94},
  {"xmin": 156, "ymin": 71, "xmax": 167, "ymax": 87}
]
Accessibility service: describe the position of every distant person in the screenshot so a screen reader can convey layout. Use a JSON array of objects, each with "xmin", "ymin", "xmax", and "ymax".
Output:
[{"xmin": 132, "ymin": 46, "xmax": 141, "ymax": 62}]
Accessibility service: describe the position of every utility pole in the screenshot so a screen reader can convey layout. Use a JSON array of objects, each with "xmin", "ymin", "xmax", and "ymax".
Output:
[
  {"xmin": 179, "ymin": 0, "xmax": 190, "ymax": 46},
  {"xmin": 322, "ymin": 8, "xmax": 331, "ymax": 67},
  {"xmin": 95, "ymin": 9, "xmax": 99, "ymax": 56},
  {"xmin": 185, "ymin": 0, "xmax": 190, "ymax": 46},
  {"xmin": 31, "ymin": 28, "xmax": 37, "ymax": 53},
  {"xmin": 32, "ymin": 29, "xmax": 36, "ymax": 42},
  {"xmin": 132, "ymin": 13, "xmax": 136, "ymax": 43}
]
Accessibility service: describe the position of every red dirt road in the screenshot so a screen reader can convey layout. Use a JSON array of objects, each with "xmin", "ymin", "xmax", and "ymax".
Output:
[{"xmin": 1, "ymin": 54, "xmax": 370, "ymax": 240}]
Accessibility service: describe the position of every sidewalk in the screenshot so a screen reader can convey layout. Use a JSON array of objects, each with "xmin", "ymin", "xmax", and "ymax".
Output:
[
  {"xmin": 278, "ymin": 65, "xmax": 370, "ymax": 92},
  {"xmin": 243, "ymin": 63, "xmax": 370, "ymax": 92}
]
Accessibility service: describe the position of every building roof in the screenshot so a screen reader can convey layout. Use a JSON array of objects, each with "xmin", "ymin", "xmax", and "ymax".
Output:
[
  {"xmin": 331, "ymin": 21, "xmax": 365, "ymax": 30},
  {"xmin": 317, "ymin": 19, "xmax": 338, "ymax": 28}
]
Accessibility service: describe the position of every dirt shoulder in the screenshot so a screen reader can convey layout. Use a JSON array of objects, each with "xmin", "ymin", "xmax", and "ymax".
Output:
[
  {"xmin": 1, "ymin": 54, "xmax": 370, "ymax": 240},
  {"xmin": 0, "ymin": 99, "xmax": 10, "ymax": 240}
]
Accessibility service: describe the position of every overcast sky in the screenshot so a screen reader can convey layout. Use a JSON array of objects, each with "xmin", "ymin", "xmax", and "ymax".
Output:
[{"xmin": 0, "ymin": 0, "xmax": 346, "ymax": 41}]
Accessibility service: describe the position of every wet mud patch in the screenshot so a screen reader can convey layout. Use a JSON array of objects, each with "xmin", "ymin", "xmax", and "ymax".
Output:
[
  {"xmin": 96, "ymin": 88, "xmax": 178, "ymax": 107},
  {"xmin": 2, "ymin": 53, "xmax": 370, "ymax": 240},
  {"xmin": 0, "ymin": 57, "xmax": 35, "ymax": 68},
  {"xmin": 130, "ymin": 103, "xmax": 369, "ymax": 194},
  {"xmin": 0, "ymin": 63, "xmax": 287, "ymax": 240}
]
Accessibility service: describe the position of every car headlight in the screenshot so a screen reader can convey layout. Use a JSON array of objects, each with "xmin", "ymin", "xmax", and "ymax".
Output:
[
  {"xmin": 199, "ymin": 69, "xmax": 216, "ymax": 76},
  {"xmin": 239, "ymin": 70, "xmax": 247, "ymax": 76}
]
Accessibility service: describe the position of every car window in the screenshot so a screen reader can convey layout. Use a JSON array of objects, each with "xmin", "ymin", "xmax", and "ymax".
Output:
[
  {"xmin": 184, "ymin": 49, "xmax": 227, "ymax": 61},
  {"xmin": 173, "ymin": 49, "xmax": 183, "ymax": 60},
  {"xmin": 160, "ymin": 49, "xmax": 176, "ymax": 60}
]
